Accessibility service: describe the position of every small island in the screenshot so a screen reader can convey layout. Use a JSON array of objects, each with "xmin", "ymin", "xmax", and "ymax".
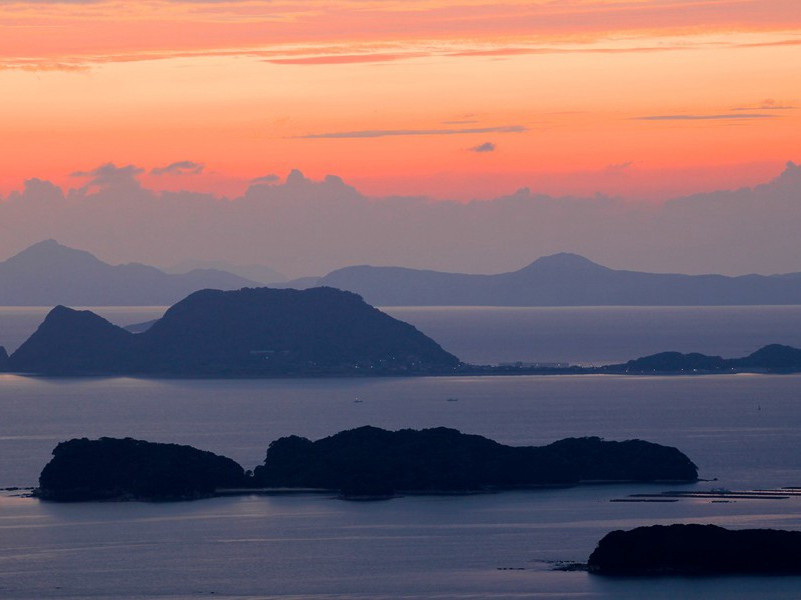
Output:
[
  {"xmin": 35, "ymin": 428, "xmax": 698, "ymax": 501},
  {"xmin": 600, "ymin": 344, "xmax": 801, "ymax": 374},
  {"xmin": 588, "ymin": 524, "xmax": 801, "ymax": 575},
  {"xmin": 37, "ymin": 438, "xmax": 247, "ymax": 501}
]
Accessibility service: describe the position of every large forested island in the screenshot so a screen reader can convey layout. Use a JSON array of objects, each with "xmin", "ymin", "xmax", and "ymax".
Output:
[
  {"xmin": 252, "ymin": 426, "xmax": 698, "ymax": 495},
  {"xmin": 3, "ymin": 283, "xmax": 800, "ymax": 376},
  {"xmin": 35, "ymin": 427, "xmax": 698, "ymax": 501},
  {"xmin": 588, "ymin": 524, "xmax": 801, "ymax": 575},
  {"xmin": 5, "ymin": 287, "xmax": 459, "ymax": 376}
]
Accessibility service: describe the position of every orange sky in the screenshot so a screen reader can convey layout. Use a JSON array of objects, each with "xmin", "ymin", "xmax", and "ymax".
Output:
[{"xmin": 1, "ymin": 0, "xmax": 799, "ymax": 199}]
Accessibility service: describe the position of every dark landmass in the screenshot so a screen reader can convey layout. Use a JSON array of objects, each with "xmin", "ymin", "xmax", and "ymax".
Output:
[
  {"xmin": 7, "ymin": 287, "xmax": 459, "ymax": 375},
  {"xmin": 602, "ymin": 343, "xmax": 801, "ymax": 374},
  {"xmin": 280, "ymin": 252, "xmax": 801, "ymax": 306},
  {"xmin": 252, "ymin": 426, "xmax": 698, "ymax": 496},
  {"xmin": 588, "ymin": 524, "xmax": 801, "ymax": 575},
  {"xmin": 37, "ymin": 438, "xmax": 247, "ymax": 501},
  {"xmin": 4, "ymin": 291, "xmax": 800, "ymax": 377},
  {"xmin": 35, "ymin": 429, "xmax": 697, "ymax": 501},
  {"xmin": 0, "ymin": 240, "xmax": 258, "ymax": 306}
]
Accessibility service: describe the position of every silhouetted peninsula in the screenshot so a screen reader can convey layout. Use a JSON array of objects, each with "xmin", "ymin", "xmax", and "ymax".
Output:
[
  {"xmin": 0, "ymin": 240, "xmax": 259, "ymax": 306},
  {"xmin": 588, "ymin": 524, "xmax": 801, "ymax": 575},
  {"xmin": 282, "ymin": 252, "xmax": 801, "ymax": 306},
  {"xmin": 8, "ymin": 287, "xmax": 460, "ymax": 375},
  {"xmin": 603, "ymin": 344, "xmax": 801, "ymax": 374},
  {"xmin": 252, "ymin": 426, "xmax": 698, "ymax": 495},
  {"xmin": 37, "ymin": 438, "xmax": 246, "ymax": 501}
]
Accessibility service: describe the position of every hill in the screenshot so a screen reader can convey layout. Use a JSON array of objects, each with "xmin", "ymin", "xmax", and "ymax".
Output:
[
  {"xmin": 38, "ymin": 437, "xmax": 247, "ymax": 501},
  {"xmin": 603, "ymin": 343, "xmax": 801, "ymax": 373},
  {"xmin": 253, "ymin": 426, "xmax": 698, "ymax": 496},
  {"xmin": 283, "ymin": 253, "xmax": 801, "ymax": 306},
  {"xmin": 0, "ymin": 240, "xmax": 258, "ymax": 306},
  {"xmin": 165, "ymin": 259, "xmax": 285, "ymax": 285},
  {"xmin": 7, "ymin": 287, "xmax": 460, "ymax": 375}
]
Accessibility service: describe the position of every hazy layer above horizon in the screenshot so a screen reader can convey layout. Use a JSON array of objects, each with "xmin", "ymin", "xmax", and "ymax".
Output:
[{"xmin": 1, "ymin": 163, "xmax": 800, "ymax": 279}]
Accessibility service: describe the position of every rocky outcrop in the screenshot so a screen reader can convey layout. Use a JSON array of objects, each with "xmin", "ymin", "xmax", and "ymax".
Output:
[{"xmin": 588, "ymin": 524, "xmax": 801, "ymax": 575}]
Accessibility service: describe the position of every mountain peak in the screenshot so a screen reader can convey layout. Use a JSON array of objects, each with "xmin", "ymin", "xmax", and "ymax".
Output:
[
  {"xmin": 4, "ymin": 239, "xmax": 103, "ymax": 268},
  {"xmin": 521, "ymin": 253, "xmax": 608, "ymax": 272}
]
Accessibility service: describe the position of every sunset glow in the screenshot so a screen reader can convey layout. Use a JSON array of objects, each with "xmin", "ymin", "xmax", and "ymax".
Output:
[{"xmin": 2, "ymin": 0, "xmax": 799, "ymax": 199}]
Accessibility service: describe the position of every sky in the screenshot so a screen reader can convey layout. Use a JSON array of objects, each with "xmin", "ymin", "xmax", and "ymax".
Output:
[
  {"xmin": 1, "ymin": 162, "xmax": 800, "ymax": 277},
  {"xmin": 1, "ymin": 0, "xmax": 799, "ymax": 200}
]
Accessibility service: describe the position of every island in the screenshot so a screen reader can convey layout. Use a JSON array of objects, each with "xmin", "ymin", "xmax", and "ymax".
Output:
[
  {"xmin": 251, "ymin": 426, "xmax": 698, "ymax": 496},
  {"xmin": 600, "ymin": 343, "xmax": 801, "ymax": 374},
  {"xmin": 6, "ymin": 286, "xmax": 460, "ymax": 376},
  {"xmin": 588, "ymin": 524, "xmax": 801, "ymax": 575},
  {"xmin": 4, "ymin": 283, "xmax": 800, "ymax": 377},
  {"xmin": 37, "ymin": 437, "xmax": 247, "ymax": 501},
  {"xmin": 35, "ymin": 428, "xmax": 698, "ymax": 501}
]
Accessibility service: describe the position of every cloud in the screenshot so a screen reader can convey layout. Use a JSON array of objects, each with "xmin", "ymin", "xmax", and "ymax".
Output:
[
  {"xmin": 70, "ymin": 163, "xmax": 144, "ymax": 188},
  {"xmin": 635, "ymin": 113, "xmax": 780, "ymax": 121},
  {"xmin": 151, "ymin": 160, "xmax": 205, "ymax": 176},
  {"xmin": 732, "ymin": 99, "xmax": 796, "ymax": 111},
  {"xmin": 605, "ymin": 161, "xmax": 634, "ymax": 173},
  {"xmin": 250, "ymin": 173, "xmax": 280, "ymax": 185},
  {"xmin": 4, "ymin": 162, "xmax": 801, "ymax": 279},
  {"xmin": 447, "ymin": 46, "xmax": 675, "ymax": 58},
  {"xmin": 267, "ymin": 52, "xmax": 426, "ymax": 65},
  {"xmin": 0, "ymin": 60, "xmax": 89, "ymax": 72},
  {"xmin": 469, "ymin": 142, "xmax": 496, "ymax": 153},
  {"xmin": 296, "ymin": 125, "xmax": 527, "ymax": 139}
]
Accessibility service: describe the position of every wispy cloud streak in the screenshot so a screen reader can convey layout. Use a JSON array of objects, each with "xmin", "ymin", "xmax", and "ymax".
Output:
[
  {"xmin": 296, "ymin": 125, "xmax": 527, "ymax": 139},
  {"xmin": 635, "ymin": 113, "xmax": 780, "ymax": 121},
  {"xmin": 151, "ymin": 160, "xmax": 204, "ymax": 176}
]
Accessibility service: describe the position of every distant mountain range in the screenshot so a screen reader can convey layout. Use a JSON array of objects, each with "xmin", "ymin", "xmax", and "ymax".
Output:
[
  {"xmin": 0, "ymin": 240, "xmax": 259, "ymax": 306},
  {"xmin": 5, "ymin": 241, "xmax": 801, "ymax": 307},
  {"xmin": 283, "ymin": 253, "xmax": 801, "ymax": 306},
  {"xmin": 164, "ymin": 259, "xmax": 285, "ymax": 285}
]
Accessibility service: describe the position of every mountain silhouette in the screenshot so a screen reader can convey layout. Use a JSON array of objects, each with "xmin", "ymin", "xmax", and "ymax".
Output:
[
  {"xmin": 8, "ymin": 287, "xmax": 460, "ymax": 375},
  {"xmin": 0, "ymin": 240, "xmax": 258, "ymax": 305},
  {"xmin": 604, "ymin": 344, "xmax": 801, "ymax": 373},
  {"xmin": 282, "ymin": 253, "xmax": 801, "ymax": 306}
]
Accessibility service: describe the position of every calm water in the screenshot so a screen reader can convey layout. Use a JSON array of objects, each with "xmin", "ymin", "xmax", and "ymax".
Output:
[{"xmin": 2, "ymin": 306, "xmax": 801, "ymax": 598}]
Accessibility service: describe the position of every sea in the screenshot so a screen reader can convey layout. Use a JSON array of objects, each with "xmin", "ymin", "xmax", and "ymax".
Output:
[{"xmin": 2, "ymin": 305, "xmax": 801, "ymax": 599}]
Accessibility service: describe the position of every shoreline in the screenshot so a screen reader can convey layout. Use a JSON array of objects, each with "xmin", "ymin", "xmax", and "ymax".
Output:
[{"xmin": 2, "ymin": 366, "xmax": 799, "ymax": 380}]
